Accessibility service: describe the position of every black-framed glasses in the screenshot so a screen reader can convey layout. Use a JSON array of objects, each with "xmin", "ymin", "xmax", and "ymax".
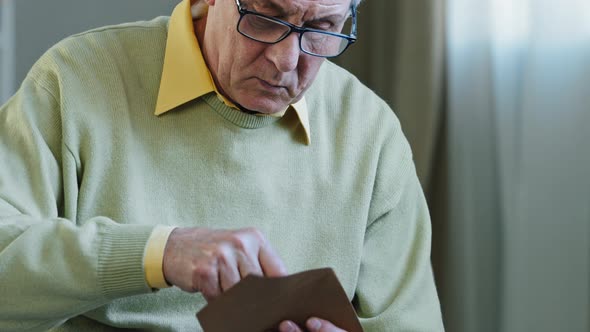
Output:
[{"xmin": 235, "ymin": 0, "xmax": 357, "ymax": 58}]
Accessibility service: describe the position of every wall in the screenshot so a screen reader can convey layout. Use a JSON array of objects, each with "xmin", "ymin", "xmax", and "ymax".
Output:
[
  {"xmin": 11, "ymin": 0, "xmax": 177, "ymax": 96},
  {"xmin": 0, "ymin": 0, "xmax": 16, "ymax": 103}
]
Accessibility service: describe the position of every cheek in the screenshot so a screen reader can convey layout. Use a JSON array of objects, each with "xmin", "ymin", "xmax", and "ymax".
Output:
[
  {"xmin": 229, "ymin": 41, "xmax": 268, "ymax": 79},
  {"xmin": 297, "ymin": 58, "xmax": 325, "ymax": 89},
  {"xmin": 221, "ymin": 38, "xmax": 248, "ymax": 79}
]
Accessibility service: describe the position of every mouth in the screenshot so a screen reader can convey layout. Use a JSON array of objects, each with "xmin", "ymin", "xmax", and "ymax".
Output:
[{"xmin": 256, "ymin": 78, "xmax": 289, "ymax": 95}]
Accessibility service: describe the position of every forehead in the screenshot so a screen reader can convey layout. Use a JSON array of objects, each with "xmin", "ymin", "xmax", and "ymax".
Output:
[{"xmin": 245, "ymin": 0, "xmax": 351, "ymax": 20}]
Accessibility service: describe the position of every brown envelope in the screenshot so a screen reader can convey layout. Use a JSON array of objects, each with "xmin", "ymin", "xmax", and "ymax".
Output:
[{"xmin": 196, "ymin": 268, "xmax": 364, "ymax": 332}]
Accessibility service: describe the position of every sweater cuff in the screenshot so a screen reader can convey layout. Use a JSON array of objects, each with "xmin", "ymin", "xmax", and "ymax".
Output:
[
  {"xmin": 98, "ymin": 223, "xmax": 156, "ymax": 299},
  {"xmin": 144, "ymin": 225, "xmax": 177, "ymax": 289}
]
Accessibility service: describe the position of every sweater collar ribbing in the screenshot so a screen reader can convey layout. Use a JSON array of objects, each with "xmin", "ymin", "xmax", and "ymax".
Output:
[{"xmin": 202, "ymin": 93, "xmax": 281, "ymax": 129}]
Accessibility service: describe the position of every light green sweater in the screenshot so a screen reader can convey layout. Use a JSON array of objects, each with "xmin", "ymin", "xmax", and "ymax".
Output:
[{"xmin": 0, "ymin": 17, "xmax": 443, "ymax": 331}]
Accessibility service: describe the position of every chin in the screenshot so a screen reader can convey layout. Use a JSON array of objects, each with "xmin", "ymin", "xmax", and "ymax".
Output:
[{"xmin": 241, "ymin": 98, "xmax": 289, "ymax": 115}]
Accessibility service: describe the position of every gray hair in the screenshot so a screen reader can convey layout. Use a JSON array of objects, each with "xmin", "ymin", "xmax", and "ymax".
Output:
[{"xmin": 191, "ymin": 0, "xmax": 362, "ymax": 16}]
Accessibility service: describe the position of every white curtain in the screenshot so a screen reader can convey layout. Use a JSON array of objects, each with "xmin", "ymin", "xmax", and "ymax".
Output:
[{"xmin": 445, "ymin": 0, "xmax": 590, "ymax": 331}]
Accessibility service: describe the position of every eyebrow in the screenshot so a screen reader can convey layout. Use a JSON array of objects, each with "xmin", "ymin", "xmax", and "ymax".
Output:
[
  {"xmin": 246, "ymin": 0, "xmax": 291, "ymax": 17},
  {"xmin": 307, "ymin": 14, "xmax": 347, "ymax": 24},
  {"xmin": 246, "ymin": 0, "xmax": 349, "ymax": 24}
]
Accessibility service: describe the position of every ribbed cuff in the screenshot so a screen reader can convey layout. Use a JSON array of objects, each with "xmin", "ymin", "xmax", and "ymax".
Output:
[{"xmin": 98, "ymin": 223, "xmax": 155, "ymax": 299}]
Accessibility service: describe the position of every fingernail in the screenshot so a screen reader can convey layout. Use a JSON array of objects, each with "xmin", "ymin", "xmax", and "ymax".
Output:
[
  {"xmin": 307, "ymin": 318, "xmax": 321, "ymax": 330},
  {"xmin": 281, "ymin": 321, "xmax": 296, "ymax": 332}
]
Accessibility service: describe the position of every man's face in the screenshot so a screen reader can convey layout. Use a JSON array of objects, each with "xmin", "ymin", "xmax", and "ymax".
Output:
[{"xmin": 200, "ymin": 0, "xmax": 352, "ymax": 114}]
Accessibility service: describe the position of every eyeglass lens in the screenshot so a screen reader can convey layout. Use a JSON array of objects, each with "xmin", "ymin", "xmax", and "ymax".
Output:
[{"xmin": 238, "ymin": 13, "xmax": 352, "ymax": 56}]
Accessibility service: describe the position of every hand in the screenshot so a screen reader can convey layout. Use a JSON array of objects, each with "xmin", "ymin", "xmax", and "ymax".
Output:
[
  {"xmin": 278, "ymin": 318, "xmax": 348, "ymax": 332},
  {"xmin": 162, "ymin": 227, "xmax": 287, "ymax": 300}
]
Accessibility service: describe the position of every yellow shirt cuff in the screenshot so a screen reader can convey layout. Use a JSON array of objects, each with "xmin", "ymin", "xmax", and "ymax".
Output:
[{"xmin": 144, "ymin": 225, "xmax": 176, "ymax": 289}]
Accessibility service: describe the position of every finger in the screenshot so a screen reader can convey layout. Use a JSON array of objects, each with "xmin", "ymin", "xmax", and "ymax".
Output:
[
  {"xmin": 278, "ymin": 320, "xmax": 303, "ymax": 332},
  {"xmin": 229, "ymin": 228, "xmax": 264, "ymax": 278},
  {"xmin": 237, "ymin": 250, "xmax": 263, "ymax": 278},
  {"xmin": 218, "ymin": 248, "xmax": 241, "ymax": 291},
  {"xmin": 258, "ymin": 242, "xmax": 288, "ymax": 277},
  {"xmin": 196, "ymin": 266, "xmax": 222, "ymax": 301},
  {"xmin": 306, "ymin": 317, "xmax": 347, "ymax": 332}
]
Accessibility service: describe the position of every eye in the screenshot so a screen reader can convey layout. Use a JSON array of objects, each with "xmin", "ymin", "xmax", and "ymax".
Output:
[
  {"xmin": 245, "ymin": 14, "xmax": 280, "ymax": 31},
  {"xmin": 307, "ymin": 20, "xmax": 337, "ymax": 32},
  {"xmin": 311, "ymin": 25, "xmax": 332, "ymax": 31}
]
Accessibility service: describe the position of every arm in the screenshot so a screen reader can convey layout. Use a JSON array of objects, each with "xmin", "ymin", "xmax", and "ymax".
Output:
[
  {"xmin": 0, "ymin": 74, "xmax": 155, "ymax": 331},
  {"xmin": 355, "ymin": 124, "xmax": 445, "ymax": 331},
  {"xmin": 276, "ymin": 120, "xmax": 443, "ymax": 332}
]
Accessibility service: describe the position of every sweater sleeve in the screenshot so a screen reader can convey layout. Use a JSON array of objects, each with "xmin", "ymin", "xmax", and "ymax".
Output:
[
  {"xmin": 355, "ymin": 119, "xmax": 445, "ymax": 331},
  {"xmin": 0, "ymin": 73, "xmax": 154, "ymax": 331}
]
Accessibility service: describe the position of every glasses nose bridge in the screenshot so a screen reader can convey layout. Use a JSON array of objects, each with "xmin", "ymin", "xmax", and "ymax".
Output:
[{"xmin": 276, "ymin": 23, "xmax": 306, "ymax": 44}]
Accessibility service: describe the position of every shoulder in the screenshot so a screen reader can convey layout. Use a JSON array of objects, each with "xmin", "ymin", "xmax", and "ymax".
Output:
[
  {"xmin": 27, "ymin": 16, "xmax": 170, "ymax": 90},
  {"xmin": 313, "ymin": 61, "xmax": 385, "ymax": 101},
  {"xmin": 309, "ymin": 60, "xmax": 398, "ymax": 123},
  {"xmin": 306, "ymin": 60, "xmax": 416, "ymax": 209},
  {"xmin": 55, "ymin": 16, "xmax": 169, "ymax": 52},
  {"xmin": 306, "ymin": 60, "xmax": 404, "ymax": 146}
]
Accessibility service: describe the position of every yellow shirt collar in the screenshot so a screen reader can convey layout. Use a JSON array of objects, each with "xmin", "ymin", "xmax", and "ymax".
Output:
[{"xmin": 155, "ymin": 0, "xmax": 311, "ymax": 145}]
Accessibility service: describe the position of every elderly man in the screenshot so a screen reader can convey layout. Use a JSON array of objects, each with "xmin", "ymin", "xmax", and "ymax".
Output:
[{"xmin": 0, "ymin": 0, "xmax": 444, "ymax": 331}]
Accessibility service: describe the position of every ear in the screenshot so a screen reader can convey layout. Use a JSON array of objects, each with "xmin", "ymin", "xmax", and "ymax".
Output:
[
  {"xmin": 193, "ymin": 0, "xmax": 215, "ymax": 7},
  {"xmin": 192, "ymin": 0, "xmax": 211, "ymax": 18}
]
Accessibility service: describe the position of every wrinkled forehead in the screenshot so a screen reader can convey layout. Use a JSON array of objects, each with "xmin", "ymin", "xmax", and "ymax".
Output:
[{"xmin": 243, "ymin": 0, "xmax": 352, "ymax": 21}]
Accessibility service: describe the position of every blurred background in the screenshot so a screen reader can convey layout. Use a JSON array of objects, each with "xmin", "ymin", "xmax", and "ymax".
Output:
[{"xmin": 1, "ymin": 0, "xmax": 588, "ymax": 331}]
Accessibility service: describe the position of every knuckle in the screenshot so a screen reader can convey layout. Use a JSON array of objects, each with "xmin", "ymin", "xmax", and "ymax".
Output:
[
  {"xmin": 245, "ymin": 227, "xmax": 266, "ymax": 243},
  {"xmin": 229, "ymin": 232, "xmax": 249, "ymax": 252},
  {"xmin": 214, "ymin": 246, "xmax": 232, "ymax": 265},
  {"xmin": 193, "ymin": 264, "xmax": 217, "ymax": 282}
]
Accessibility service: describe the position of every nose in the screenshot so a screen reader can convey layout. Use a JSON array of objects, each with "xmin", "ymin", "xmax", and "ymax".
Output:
[{"xmin": 264, "ymin": 32, "xmax": 301, "ymax": 73}]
